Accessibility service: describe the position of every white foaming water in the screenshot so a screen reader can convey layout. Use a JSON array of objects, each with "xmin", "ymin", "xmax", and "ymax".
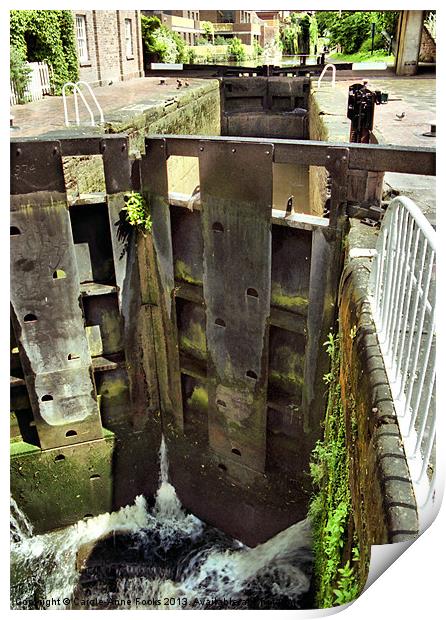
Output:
[
  {"xmin": 10, "ymin": 437, "xmax": 312, "ymax": 610},
  {"xmin": 10, "ymin": 497, "xmax": 33, "ymax": 542},
  {"xmin": 152, "ymin": 436, "xmax": 203, "ymax": 546},
  {"xmin": 11, "ymin": 495, "xmax": 151, "ymax": 609}
]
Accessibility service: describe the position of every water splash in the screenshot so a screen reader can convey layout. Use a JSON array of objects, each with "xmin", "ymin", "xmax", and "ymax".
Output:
[
  {"xmin": 11, "ymin": 496, "xmax": 151, "ymax": 609},
  {"xmin": 10, "ymin": 437, "xmax": 313, "ymax": 610},
  {"xmin": 10, "ymin": 497, "xmax": 33, "ymax": 543},
  {"xmin": 152, "ymin": 436, "xmax": 203, "ymax": 546}
]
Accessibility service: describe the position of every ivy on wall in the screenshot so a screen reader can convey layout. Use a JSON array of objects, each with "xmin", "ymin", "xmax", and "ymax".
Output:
[{"xmin": 10, "ymin": 10, "xmax": 79, "ymax": 95}]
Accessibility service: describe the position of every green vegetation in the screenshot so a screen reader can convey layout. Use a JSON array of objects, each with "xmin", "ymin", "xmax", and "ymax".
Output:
[
  {"xmin": 141, "ymin": 15, "xmax": 188, "ymax": 63},
  {"xmin": 10, "ymin": 10, "xmax": 78, "ymax": 95},
  {"xmin": 308, "ymin": 332, "xmax": 362, "ymax": 608},
  {"xmin": 202, "ymin": 21, "xmax": 214, "ymax": 44},
  {"xmin": 10, "ymin": 46, "xmax": 31, "ymax": 103},
  {"xmin": 187, "ymin": 48, "xmax": 197, "ymax": 63},
  {"xmin": 315, "ymin": 11, "xmax": 398, "ymax": 55},
  {"xmin": 280, "ymin": 15, "xmax": 300, "ymax": 55},
  {"xmin": 309, "ymin": 14, "xmax": 319, "ymax": 53},
  {"xmin": 330, "ymin": 51, "xmax": 394, "ymax": 64},
  {"xmin": 253, "ymin": 40, "xmax": 264, "ymax": 58},
  {"xmin": 227, "ymin": 37, "xmax": 246, "ymax": 62},
  {"xmin": 123, "ymin": 192, "xmax": 152, "ymax": 234},
  {"xmin": 280, "ymin": 12, "xmax": 318, "ymax": 56}
]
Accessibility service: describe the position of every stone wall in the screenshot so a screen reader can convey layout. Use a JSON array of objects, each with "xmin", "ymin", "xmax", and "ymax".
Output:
[
  {"xmin": 419, "ymin": 25, "xmax": 436, "ymax": 63},
  {"xmin": 339, "ymin": 257, "xmax": 418, "ymax": 549},
  {"xmin": 308, "ymin": 89, "xmax": 329, "ymax": 217},
  {"xmin": 62, "ymin": 80, "xmax": 221, "ymax": 200}
]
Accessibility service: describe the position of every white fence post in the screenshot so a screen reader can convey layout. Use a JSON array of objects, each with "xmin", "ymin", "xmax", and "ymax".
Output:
[
  {"xmin": 368, "ymin": 196, "xmax": 436, "ymax": 531},
  {"xmin": 10, "ymin": 61, "xmax": 52, "ymax": 105}
]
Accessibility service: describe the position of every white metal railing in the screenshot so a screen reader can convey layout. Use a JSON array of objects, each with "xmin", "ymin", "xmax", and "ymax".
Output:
[
  {"xmin": 10, "ymin": 61, "xmax": 52, "ymax": 105},
  {"xmin": 368, "ymin": 196, "xmax": 436, "ymax": 530},
  {"xmin": 317, "ymin": 63, "xmax": 336, "ymax": 88},
  {"xmin": 62, "ymin": 81, "xmax": 104, "ymax": 127}
]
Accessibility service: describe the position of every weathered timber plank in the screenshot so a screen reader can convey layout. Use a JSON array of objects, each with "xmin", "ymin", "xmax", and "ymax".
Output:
[
  {"xmin": 10, "ymin": 195, "xmax": 103, "ymax": 449},
  {"xmin": 199, "ymin": 139, "xmax": 274, "ymax": 473},
  {"xmin": 148, "ymin": 135, "xmax": 435, "ymax": 176},
  {"xmin": 101, "ymin": 136, "xmax": 132, "ymax": 195},
  {"xmin": 302, "ymin": 221, "xmax": 348, "ymax": 433},
  {"xmin": 10, "ymin": 140, "xmax": 66, "ymax": 198},
  {"xmin": 174, "ymin": 281, "xmax": 305, "ymax": 334},
  {"xmin": 57, "ymin": 134, "xmax": 129, "ymax": 157},
  {"xmin": 80, "ymin": 282, "xmax": 118, "ymax": 297},
  {"xmin": 168, "ymin": 193, "xmax": 328, "ymax": 231},
  {"xmin": 140, "ymin": 138, "xmax": 183, "ymax": 430},
  {"xmin": 271, "ymin": 225, "xmax": 312, "ymax": 315}
]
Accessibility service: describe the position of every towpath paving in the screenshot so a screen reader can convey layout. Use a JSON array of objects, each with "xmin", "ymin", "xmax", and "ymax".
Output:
[{"xmin": 10, "ymin": 77, "xmax": 211, "ymax": 139}]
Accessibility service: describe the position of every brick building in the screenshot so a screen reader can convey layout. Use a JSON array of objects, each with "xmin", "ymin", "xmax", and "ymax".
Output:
[
  {"xmin": 142, "ymin": 10, "xmax": 203, "ymax": 45},
  {"xmin": 73, "ymin": 10, "xmax": 144, "ymax": 86},
  {"xmin": 200, "ymin": 10, "xmax": 255, "ymax": 24},
  {"xmin": 200, "ymin": 9, "xmax": 263, "ymax": 45}
]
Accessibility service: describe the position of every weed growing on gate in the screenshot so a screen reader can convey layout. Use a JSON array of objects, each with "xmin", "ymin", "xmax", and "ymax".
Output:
[
  {"xmin": 123, "ymin": 192, "xmax": 152, "ymax": 235},
  {"xmin": 308, "ymin": 331, "xmax": 361, "ymax": 608}
]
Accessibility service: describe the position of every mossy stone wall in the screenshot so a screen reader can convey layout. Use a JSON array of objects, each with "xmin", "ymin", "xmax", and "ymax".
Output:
[
  {"xmin": 62, "ymin": 80, "xmax": 221, "ymax": 198},
  {"xmin": 11, "ymin": 434, "xmax": 114, "ymax": 533}
]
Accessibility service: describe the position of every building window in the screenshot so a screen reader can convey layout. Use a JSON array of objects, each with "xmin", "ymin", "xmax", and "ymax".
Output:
[
  {"xmin": 125, "ymin": 18, "xmax": 134, "ymax": 58},
  {"xmin": 75, "ymin": 15, "xmax": 89, "ymax": 63}
]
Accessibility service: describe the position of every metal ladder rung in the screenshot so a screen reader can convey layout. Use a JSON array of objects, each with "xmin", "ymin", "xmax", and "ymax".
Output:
[{"xmin": 62, "ymin": 81, "xmax": 104, "ymax": 127}]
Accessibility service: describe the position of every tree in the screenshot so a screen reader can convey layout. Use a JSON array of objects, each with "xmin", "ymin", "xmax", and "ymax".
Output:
[
  {"xmin": 280, "ymin": 13, "xmax": 301, "ymax": 55},
  {"xmin": 141, "ymin": 15, "xmax": 186, "ymax": 63},
  {"xmin": 10, "ymin": 46, "xmax": 31, "ymax": 103},
  {"xmin": 280, "ymin": 12, "xmax": 317, "ymax": 56},
  {"xmin": 227, "ymin": 37, "xmax": 245, "ymax": 62},
  {"xmin": 202, "ymin": 21, "xmax": 214, "ymax": 44},
  {"xmin": 315, "ymin": 11, "xmax": 399, "ymax": 54}
]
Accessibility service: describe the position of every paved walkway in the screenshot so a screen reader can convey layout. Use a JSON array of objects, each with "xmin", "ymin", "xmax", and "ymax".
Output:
[{"xmin": 10, "ymin": 77, "xmax": 211, "ymax": 138}]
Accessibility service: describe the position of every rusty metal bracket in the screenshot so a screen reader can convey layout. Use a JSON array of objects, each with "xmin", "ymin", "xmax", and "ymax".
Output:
[{"xmin": 346, "ymin": 202, "xmax": 386, "ymax": 221}]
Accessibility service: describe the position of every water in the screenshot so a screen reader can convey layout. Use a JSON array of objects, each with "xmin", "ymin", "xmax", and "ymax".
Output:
[
  {"xmin": 196, "ymin": 55, "xmax": 320, "ymax": 68},
  {"xmin": 11, "ymin": 438, "xmax": 313, "ymax": 610}
]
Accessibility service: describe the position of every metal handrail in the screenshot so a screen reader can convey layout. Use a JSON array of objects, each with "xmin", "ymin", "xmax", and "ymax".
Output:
[
  {"xmin": 368, "ymin": 196, "xmax": 436, "ymax": 529},
  {"xmin": 317, "ymin": 63, "xmax": 336, "ymax": 88},
  {"xmin": 62, "ymin": 81, "xmax": 104, "ymax": 127}
]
